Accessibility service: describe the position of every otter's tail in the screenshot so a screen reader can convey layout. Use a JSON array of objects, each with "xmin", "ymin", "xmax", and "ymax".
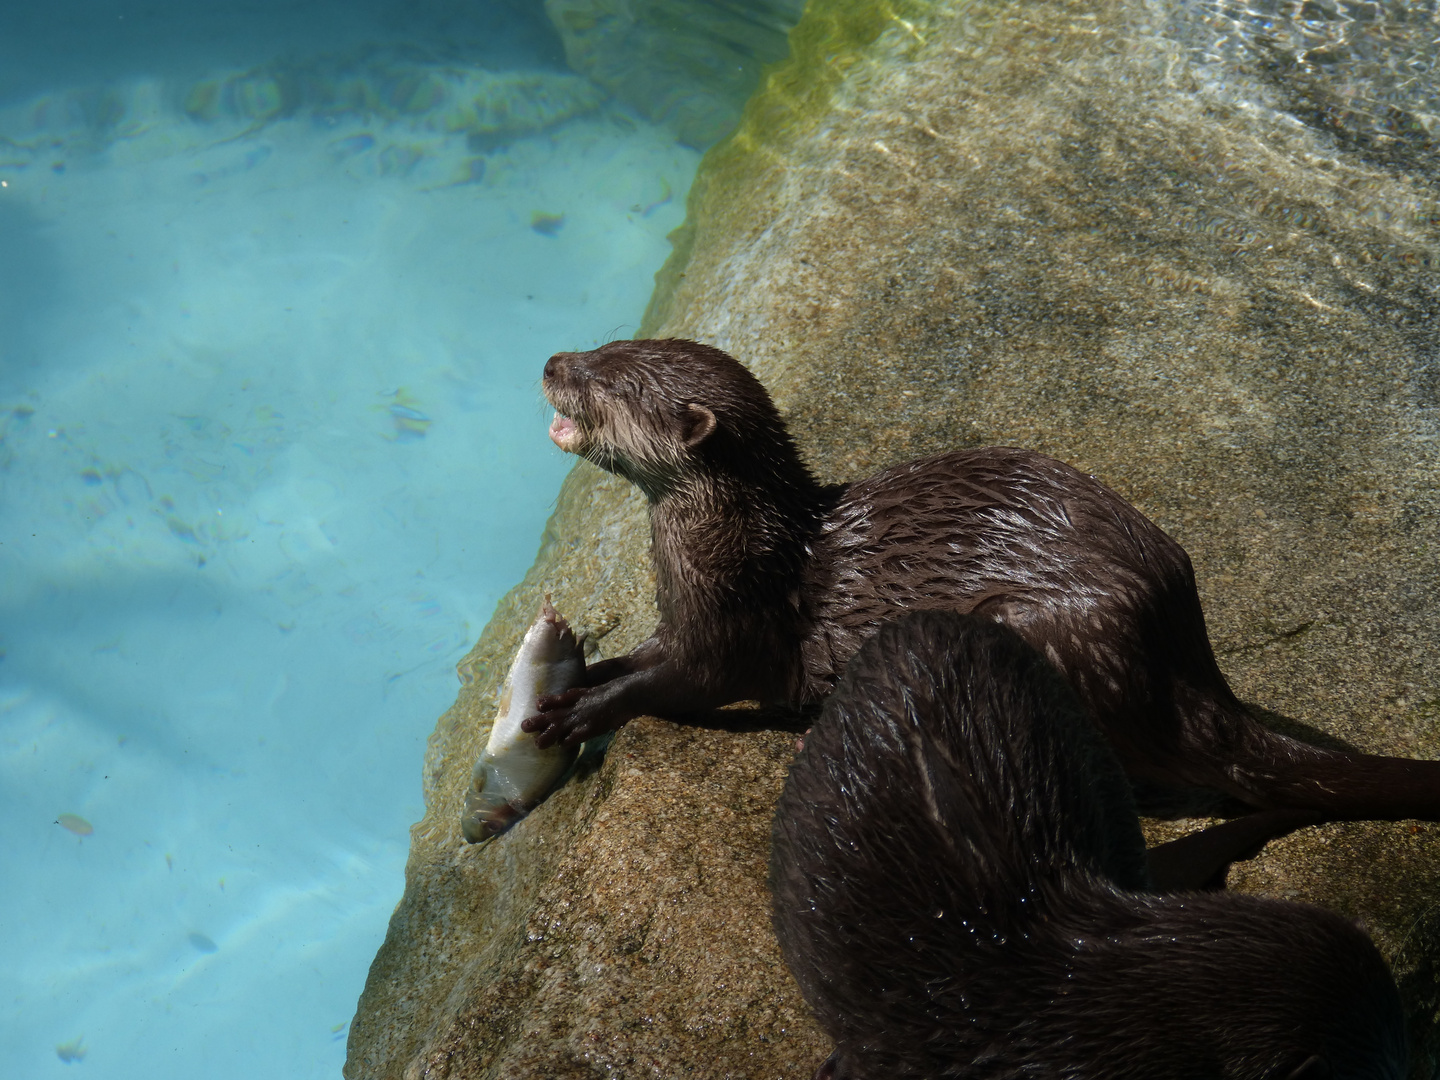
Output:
[
  {"xmin": 1168, "ymin": 686, "xmax": 1440, "ymax": 822},
  {"xmin": 1222, "ymin": 732, "xmax": 1440, "ymax": 822}
]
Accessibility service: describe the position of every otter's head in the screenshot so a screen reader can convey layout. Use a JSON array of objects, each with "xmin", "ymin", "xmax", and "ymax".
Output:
[{"xmin": 542, "ymin": 338, "xmax": 801, "ymax": 498}]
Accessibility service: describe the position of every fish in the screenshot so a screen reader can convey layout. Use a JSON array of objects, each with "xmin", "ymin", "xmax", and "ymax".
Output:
[
  {"xmin": 387, "ymin": 401, "xmax": 431, "ymax": 440},
  {"xmin": 530, "ymin": 211, "xmax": 564, "ymax": 236},
  {"xmin": 461, "ymin": 597, "xmax": 586, "ymax": 843},
  {"xmin": 56, "ymin": 1036, "xmax": 86, "ymax": 1063},
  {"xmin": 57, "ymin": 813, "xmax": 93, "ymax": 837}
]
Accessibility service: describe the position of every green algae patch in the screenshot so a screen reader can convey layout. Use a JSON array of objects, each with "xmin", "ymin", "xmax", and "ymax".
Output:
[
  {"xmin": 740, "ymin": 0, "xmax": 936, "ymax": 147},
  {"xmin": 643, "ymin": 0, "xmax": 938, "ymax": 334}
]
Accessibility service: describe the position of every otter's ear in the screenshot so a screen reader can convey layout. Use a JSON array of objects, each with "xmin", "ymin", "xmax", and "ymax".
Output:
[{"xmin": 681, "ymin": 403, "xmax": 717, "ymax": 448}]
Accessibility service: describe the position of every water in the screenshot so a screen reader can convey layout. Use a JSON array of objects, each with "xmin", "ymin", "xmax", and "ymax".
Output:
[
  {"xmin": 1156, "ymin": 0, "xmax": 1439, "ymax": 175},
  {"xmin": 0, "ymin": 2, "xmax": 701, "ymax": 1075}
]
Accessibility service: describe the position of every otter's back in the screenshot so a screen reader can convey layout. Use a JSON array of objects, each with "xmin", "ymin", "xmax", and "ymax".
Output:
[
  {"xmin": 799, "ymin": 447, "xmax": 1234, "ymax": 782},
  {"xmin": 772, "ymin": 611, "xmax": 1149, "ymax": 1070}
]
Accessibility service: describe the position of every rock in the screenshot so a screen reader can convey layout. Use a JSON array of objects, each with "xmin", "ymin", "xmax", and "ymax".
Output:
[
  {"xmin": 346, "ymin": 482, "xmax": 830, "ymax": 1078},
  {"xmin": 347, "ymin": 0, "xmax": 1440, "ymax": 1075},
  {"xmin": 543, "ymin": 0, "xmax": 805, "ymax": 146}
]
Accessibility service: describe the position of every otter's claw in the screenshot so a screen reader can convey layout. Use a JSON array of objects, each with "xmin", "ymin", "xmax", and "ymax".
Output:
[
  {"xmin": 522, "ymin": 687, "xmax": 600, "ymax": 749},
  {"xmin": 536, "ymin": 687, "xmax": 588, "ymax": 712}
]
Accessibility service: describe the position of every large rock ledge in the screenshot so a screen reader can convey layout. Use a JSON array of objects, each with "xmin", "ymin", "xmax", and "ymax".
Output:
[{"xmin": 348, "ymin": 0, "xmax": 1440, "ymax": 1075}]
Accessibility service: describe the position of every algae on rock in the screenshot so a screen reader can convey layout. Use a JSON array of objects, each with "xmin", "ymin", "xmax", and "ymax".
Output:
[{"xmin": 349, "ymin": 0, "xmax": 1440, "ymax": 1075}]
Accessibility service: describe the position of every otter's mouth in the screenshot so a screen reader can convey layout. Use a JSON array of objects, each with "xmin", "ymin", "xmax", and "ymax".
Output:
[{"xmin": 549, "ymin": 411, "xmax": 585, "ymax": 453}]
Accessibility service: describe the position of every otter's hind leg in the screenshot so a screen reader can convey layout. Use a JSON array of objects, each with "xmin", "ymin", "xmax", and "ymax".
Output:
[{"xmin": 1145, "ymin": 808, "xmax": 1322, "ymax": 891}]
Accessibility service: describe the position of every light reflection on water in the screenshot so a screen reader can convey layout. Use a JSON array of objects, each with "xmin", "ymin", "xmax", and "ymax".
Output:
[{"xmin": 1158, "ymin": 0, "xmax": 1438, "ymax": 172}]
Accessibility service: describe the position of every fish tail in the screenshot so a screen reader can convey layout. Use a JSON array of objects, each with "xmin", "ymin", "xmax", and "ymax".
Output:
[{"xmin": 539, "ymin": 595, "xmax": 580, "ymax": 654}]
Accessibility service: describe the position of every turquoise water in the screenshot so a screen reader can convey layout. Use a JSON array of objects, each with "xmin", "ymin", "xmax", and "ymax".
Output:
[{"xmin": 0, "ymin": 3, "xmax": 700, "ymax": 1075}]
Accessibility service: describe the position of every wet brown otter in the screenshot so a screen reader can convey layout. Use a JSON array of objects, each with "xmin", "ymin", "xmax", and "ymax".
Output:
[
  {"xmin": 525, "ymin": 337, "xmax": 1440, "ymax": 828},
  {"xmin": 771, "ymin": 612, "xmax": 1407, "ymax": 1080}
]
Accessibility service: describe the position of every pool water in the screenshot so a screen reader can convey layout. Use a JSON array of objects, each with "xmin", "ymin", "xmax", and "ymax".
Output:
[{"xmin": 0, "ymin": 2, "xmax": 700, "ymax": 1075}]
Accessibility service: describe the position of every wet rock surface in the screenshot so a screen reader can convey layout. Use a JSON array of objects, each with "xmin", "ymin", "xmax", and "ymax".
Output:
[{"xmin": 348, "ymin": 0, "xmax": 1440, "ymax": 1075}]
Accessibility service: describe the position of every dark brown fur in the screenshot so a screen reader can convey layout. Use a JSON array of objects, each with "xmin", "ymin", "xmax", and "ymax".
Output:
[
  {"xmin": 771, "ymin": 612, "xmax": 1406, "ymax": 1080},
  {"xmin": 525, "ymin": 338, "xmax": 1440, "ymax": 828}
]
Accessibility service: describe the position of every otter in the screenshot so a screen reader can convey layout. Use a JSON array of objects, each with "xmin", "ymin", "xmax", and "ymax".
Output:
[
  {"xmin": 524, "ymin": 338, "xmax": 1440, "ymax": 832},
  {"xmin": 770, "ymin": 612, "xmax": 1407, "ymax": 1080}
]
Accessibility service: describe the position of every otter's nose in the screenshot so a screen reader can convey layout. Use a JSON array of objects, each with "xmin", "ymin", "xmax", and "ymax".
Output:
[{"xmin": 544, "ymin": 351, "xmax": 588, "ymax": 381}]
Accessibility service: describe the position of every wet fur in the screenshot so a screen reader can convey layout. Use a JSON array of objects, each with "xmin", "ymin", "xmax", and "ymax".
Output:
[
  {"xmin": 534, "ymin": 339, "xmax": 829, "ymax": 716},
  {"xmin": 771, "ymin": 613, "xmax": 1407, "ymax": 1080},
  {"xmin": 528, "ymin": 338, "xmax": 1440, "ymax": 828}
]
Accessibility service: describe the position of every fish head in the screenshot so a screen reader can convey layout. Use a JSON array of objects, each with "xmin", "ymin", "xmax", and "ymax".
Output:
[{"xmin": 460, "ymin": 798, "xmax": 524, "ymax": 843}]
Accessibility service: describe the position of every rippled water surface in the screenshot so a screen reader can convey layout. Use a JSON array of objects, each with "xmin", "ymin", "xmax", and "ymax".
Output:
[{"xmin": 1159, "ymin": 0, "xmax": 1439, "ymax": 172}]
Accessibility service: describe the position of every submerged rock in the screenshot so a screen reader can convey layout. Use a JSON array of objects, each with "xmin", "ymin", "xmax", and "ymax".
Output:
[
  {"xmin": 0, "ymin": 51, "xmax": 607, "ymax": 162},
  {"xmin": 181, "ymin": 55, "xmax": 608, "ymax": 140},
  {"xmin": 348, "ymin": 0, "xmax": 1440, "ymax": 1075},
  {"xmin": 543, "ymin": 0, "xmax": 806, "ymax": 146}
]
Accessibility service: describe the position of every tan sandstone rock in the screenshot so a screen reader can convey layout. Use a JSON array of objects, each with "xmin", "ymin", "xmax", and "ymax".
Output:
[{"xmin": 348, "ymin": 0, "xmax": 1440, "ymax": 1075}]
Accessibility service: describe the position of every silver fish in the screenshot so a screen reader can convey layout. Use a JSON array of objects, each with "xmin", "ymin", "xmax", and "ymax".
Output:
[{"xmin": 461, "ymin": 597, "xmax": 585, "ymax": 842}]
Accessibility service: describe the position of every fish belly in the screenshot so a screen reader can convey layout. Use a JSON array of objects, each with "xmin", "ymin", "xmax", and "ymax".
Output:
[{"xmin": 460, "ymin": 612, "xmax": 584, "ymax": 843}]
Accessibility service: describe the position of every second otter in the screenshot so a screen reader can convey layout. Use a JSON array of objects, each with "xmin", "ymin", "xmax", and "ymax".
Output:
[
  {"xmin": 771, "ymin": 613, "xmax": 1407, "ymax": 1080},
  {"xmin": 524, "ymin": 338, "xmax": 1440, "ymax": 827}
]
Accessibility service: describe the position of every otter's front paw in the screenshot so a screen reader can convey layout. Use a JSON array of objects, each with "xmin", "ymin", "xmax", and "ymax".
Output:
[{"xmin": 522, "ymin": 688, "xmax": 609, "ymax": 749}]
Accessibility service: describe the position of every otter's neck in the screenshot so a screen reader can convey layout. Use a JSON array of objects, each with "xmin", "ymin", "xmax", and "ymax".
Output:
[
  {"xmin": 654, "ymin": 462, "xmax": 829, "ymax": 544},
  {"xmin": 645, "ymin": 456, "xmax": 832, "ymax": 606}
]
